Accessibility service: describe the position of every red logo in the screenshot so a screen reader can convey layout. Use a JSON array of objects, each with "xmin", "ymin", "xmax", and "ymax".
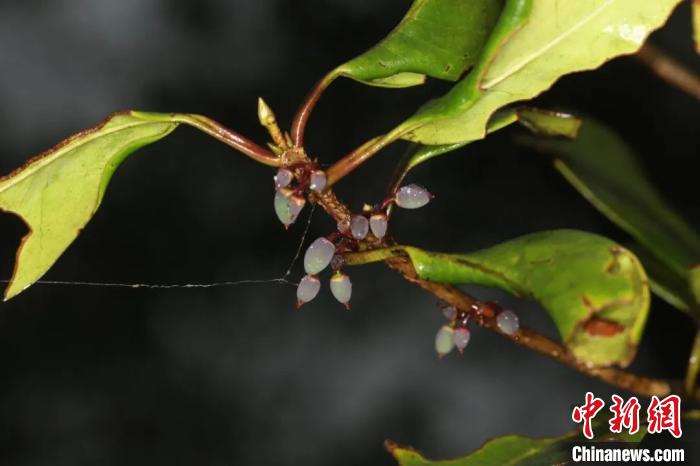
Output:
[
  {"xmin": 609, "ymin": 394, "xmax": 641, "ymax": 435},
  {"xmin": 571, "ymin": 392, "xmax": 605, "ymax": 439},
  {"xmin": 647, "ymin": 395, "xmax": 682, "ymax": 438},
  {"xmin": 571, "ymin": 393, "xmax": 682, "ymax": 439}
]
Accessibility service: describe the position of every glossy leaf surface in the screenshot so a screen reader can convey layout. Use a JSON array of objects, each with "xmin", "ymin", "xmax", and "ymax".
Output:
[
  {"xmin": 522, "ymin": 118, "xmax": 700, "ymax": 318},
  {"xmin": 329, "ymin": 0, "xmax": 504, "ymax": 88},
  {"xmin": 392, "ymin": 0, "xmax": 681, "ymax": 145},
  {"xmin": 0, "ymin": 111, "xmax": 234, "ymax": 300},
  {"xmin": 390, "ymin": 107, "xmax": 578, "ymax": 195},
  {"xmin": 402, "ymin": 230, "xmax": 649, "ymax": 366}
]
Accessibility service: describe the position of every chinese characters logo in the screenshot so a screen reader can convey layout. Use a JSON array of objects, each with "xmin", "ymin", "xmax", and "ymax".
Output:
[{"xmin": 571, "ymin": 392, "xmax": 681, "ymax": 439}]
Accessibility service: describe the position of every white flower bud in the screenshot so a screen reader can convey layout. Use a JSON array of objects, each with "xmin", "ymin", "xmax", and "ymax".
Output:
[
  {"xmin": 309, "ymin": 170, "xmax": 327, "ymax": 193},
  {"xmin": 395, "ymin": 184, "xmax": 432, "ymax": 209},
  {"xmin": 296, "ymin": 275, "xmax": 321, "ymax": 308},
  {"xmin": 369, "ymin": 214, "xmax": 388, "ymax": 239},
  {"xmin": 330, "ymin": 272, "xmax": 352, "ymax": 308},
  {"xmin": 350, "ymin": 215, "xmax": 369, "ymax": 240},
  {"xmin": 496, "ymin": 310, "xmax": 520, "ymax": 335},
  {"xmin": 304, "ymin": 237, "xmax": 335, "ymax": 274},
  {"xmin": 453, "ymin": 327, "xmax": 471, "ymax": 353},
  {"xmin": 435, "ymin": 325, "xmax": 455, "ymax": 358}
]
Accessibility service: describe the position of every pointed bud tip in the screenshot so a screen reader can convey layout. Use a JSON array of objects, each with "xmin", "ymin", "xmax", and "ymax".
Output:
[{"xmin": 257, "ymin": 97, "xmax": 276, "ymax": 125}]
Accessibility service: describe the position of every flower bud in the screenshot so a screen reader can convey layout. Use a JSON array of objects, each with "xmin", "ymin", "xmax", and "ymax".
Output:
[
  {"xmin": 350, "ymin": 215, "xmax": 369, "ymax": 240},
  {"xmin": 274, "ymin": 189, "xmax": 305, "ymax": 227},
  {"xmin": 435, "ymin": 325, "xmax": 455, "ymax": 358},
  {"xmin": 496, "ymin": 309, "xmax": 520, "ymax": 335},
  {"xmin": 304, "ymin": 237, "xmax": 336, "ymax": 274},
  {"xmin": 369, "ymin": 213, "xmax": 388, "ymax": 239},
  {"xmin": 441, "ymin": 305, "xmax": 457, "ymax": 321},
  {"xmin": 330, "ymin": 272, "xmax": 352, "ymax": 309},
  {"xmin": 453, "ymin": 327, "xmax": 471, "ymax": 353},
  {"xmin": 309, "ymin": 170, "xmax": 327, "ymax": 193},
  {"xmin": 274, "ymin": 168, "xmax": 293, "ymax": 189},
  {"xmin": 296, "ymin": 275, "xmax": 321, "ymax": 308},
  {"xmin": 395, "ymin": 184, "xmax": 432, "ymax": 209}
]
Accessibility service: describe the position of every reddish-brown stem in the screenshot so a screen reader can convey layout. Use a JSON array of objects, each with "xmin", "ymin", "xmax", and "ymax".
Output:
[
  {"xmin": 326, "ymin": 135, "xmax": 394, "ymax": 187},
  {"xmin": 635, "ymin": 43, "xmax": 700, "ymax": 101},
  {"xmin": 291, "ymin": 76, "xmax": 333, "ymax": 147},
  {"xmin": 341, "ymin": 248, "xmax": 697, "ymax": 400},
  {"xmin": 181, "ymin": 114, "xmax": 281, "ymax": 166}
]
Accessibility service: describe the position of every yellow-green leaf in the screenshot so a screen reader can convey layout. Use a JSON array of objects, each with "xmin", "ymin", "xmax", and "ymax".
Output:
[
  {"xmin": 521, "ymin": 118, "xmax": 700, "ymax": 319},
  {"xmin": 399, "ymin": 230, "xmax": 649, "ymax": 366},
  {"xmin": 328, "ymin": 0, "xmax": 504, "ymax": 88},
  {"xmin": 391, "ymin": 0, "xmax": 681, "ymax": 145},
  {"xmin": 0, "ymin": 111, "xmax": 251, "ymax": 300},
  {"xmin": 390, "ymin": 107, "xmax": 579, "ymax": 193}
]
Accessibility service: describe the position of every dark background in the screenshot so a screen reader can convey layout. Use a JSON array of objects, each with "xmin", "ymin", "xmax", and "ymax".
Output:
[{"xmin": 0, "ymin": 1, "xmax": 698, "ymax": 465}]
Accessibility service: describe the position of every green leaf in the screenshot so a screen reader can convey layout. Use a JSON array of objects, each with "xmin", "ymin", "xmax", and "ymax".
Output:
[
  {"xmin": 515, "ymin": 107, "xmax": 582, "ymax": 139},
  {"xmin": 691, "ymin": 265, "xmax": 700, "ymax": 306},
  {"xmin": 390, "ymin": 0, "xmax": 681, "ymax": 145},
  {"xmin": 387, "ymin": 420, "xmax": 645, "ymax": 465},
  {"xmin": 328, "ymin": 0, "xmax": 504, "ymax": 88},
  {"xmin": 521, "ymin": 118, "xmax": 700, "ymax": 318},
  {"xmin": 628, "ymin": 245, "xmax": 693, "ymax": 314},
  {"xmin": 0, "ymin": 111, "xmax": 245, "ymax": 300},
  {"xmin": 390, "ymin": 107, "xmax": 579, "ymax": 203},
  {"xmin": 400, "ymin": 230, "xmax": 650, "ymax": 366}
]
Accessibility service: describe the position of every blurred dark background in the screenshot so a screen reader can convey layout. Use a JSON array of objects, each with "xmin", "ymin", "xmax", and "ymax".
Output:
[{"xmin": 0, "ymin": 1, "xmax": 698, "ymax": 465}]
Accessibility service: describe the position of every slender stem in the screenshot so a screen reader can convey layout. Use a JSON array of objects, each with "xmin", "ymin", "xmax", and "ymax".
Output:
[
  {"xmin": 291, "ymin": 74, "xmax": 335, "ymax": 147},
  {"xmin": 326, "ymin": 134, "xmax": 395, "ymax": 187},
  {"xmin": 343, "ymin": 248, "xmax": 693, "ymax": 399},
  {"xmin": 685, "ymin": 329, "xmax": 700, "ymax": 395},
  {"xmin": 174, "ymin": 113, "xmax": 281, "ymax": 167},
  {"xmin": 635, "ymin": 43, "xmax": 700, "ymax": 101}
]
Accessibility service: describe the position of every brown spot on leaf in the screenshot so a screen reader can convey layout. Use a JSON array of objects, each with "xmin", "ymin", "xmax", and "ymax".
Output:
[{"xmin": 584, "ymin": 317, "xmax": 625, "ymax": 337}]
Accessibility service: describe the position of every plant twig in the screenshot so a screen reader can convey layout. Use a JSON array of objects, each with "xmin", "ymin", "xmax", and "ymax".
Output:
[
  {"xmin": 274, "ymin": 122, "xmax": 700, "ymax": 401},
  {"xmin": 341, "ymin": 249, "xmax": 698, "ymax": 400},
  {"xmin": 291, "ymin": 75, "xmax": 335, "ymax": 147},
  {"xmin": 171, "ymin": 113, "xmax": 281, "ymax": 167},
  {"xmin": 635, "ymin": 43, "xmax": 700, "ymax": 101}
]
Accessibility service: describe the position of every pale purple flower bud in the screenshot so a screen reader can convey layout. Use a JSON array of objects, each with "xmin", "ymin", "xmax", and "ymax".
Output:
[
  {"xmin": 296, "ymin": 275, "xmax": 321, "ymax": 308},
  {"xmin": 453, "ymin": 327, "xmax": 471, "ymax": 353},
  {"xmin": 309, "ymin": 170, "xmax": 327, "ymax": 193},
  {"xmin": 369, "ymin": 213, "xmax": 388, "ymax": 239},
  {"xmin": 274, "ymin": 188, "xmax": 305, "ymax": 227},
  {"xmin": 330, "ymin": 272, "xmax": 352, "ymax": 308},
  {"xmin": 435, "ymin": 325, "xmax": 455, "ymax": 358},
  {"xmin": 304, "ymin": 237, "xmax": 336, "ymax": 274},
  {"xmin": 496, "ymin": 309, "xmax": 520, "ymax": 335},
  {"xmin": 395, "ymin": 184, "xmax": 432, "ymax": 209},
  {"xmin": 441, "ymin": 305, "xmax": 457, "ymax": 321},
  {"xmin": 350, "ymin": 215, "xmax": 369, "ymax": 240},
  {"xmin": 274, "ymin": 168, "xmax": 293, "ymax": 189}
]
